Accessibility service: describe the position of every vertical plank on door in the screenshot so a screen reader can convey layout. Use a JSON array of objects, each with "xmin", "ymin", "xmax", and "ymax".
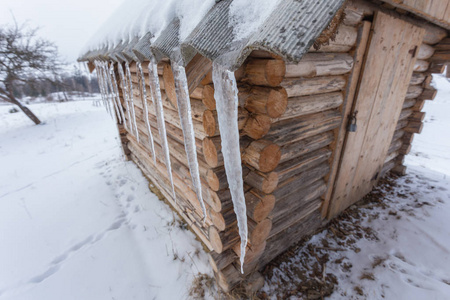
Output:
[{"xmin": 327, "ymin": 12, "xmax": 425, "ymax": 218}]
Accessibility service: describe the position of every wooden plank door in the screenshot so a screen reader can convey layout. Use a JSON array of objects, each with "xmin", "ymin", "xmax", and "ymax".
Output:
[{"xmin": 327, "ymin": 12, "xmax": 425, "ymax": 218}]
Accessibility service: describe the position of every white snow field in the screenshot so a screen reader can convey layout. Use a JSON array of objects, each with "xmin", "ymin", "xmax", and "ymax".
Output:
[
  {"xmin": 261, "ymin": 74, "xmax": 450, "ymax": 299},
  {"xmin": 0, "ymin": 73, "xmax": 449, "ymax": 300},
  {"xmin": 0, "ymin": 100, "xmax": 213, "ymax": 300}
]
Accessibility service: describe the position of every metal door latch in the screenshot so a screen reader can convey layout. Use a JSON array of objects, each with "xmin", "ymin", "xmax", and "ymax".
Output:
[{"xmin": 348, "ymin": 111, "xmax": 358, "ymax": 132}]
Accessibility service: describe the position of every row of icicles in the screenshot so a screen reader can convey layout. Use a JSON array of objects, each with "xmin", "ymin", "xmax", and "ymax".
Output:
[{"xmin": 92, "ymin": 58, "xmax": 248, "ymax": 273}]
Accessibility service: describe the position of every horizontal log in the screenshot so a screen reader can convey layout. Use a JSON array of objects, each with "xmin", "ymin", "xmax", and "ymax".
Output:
[
  {"xmin": 409, "ymin": 73, "xmax": 426, "ymax": 85},
  {"xmin": 202, "ymin": 136, "xmax": 252, "ymax": 168},
  {"xmin": 243, "ymin": 167, "xmax": 279, "ymax": 195},
  {"xmin": 232, "ymin": 240, "xmax": 266, "ymax": 265},
  {"xmin": 409, "ymin": 111, "xmax": 426, "ymax": 122},
  {"xmin": 417, "ymin": 43, "xmax": 435, "ymax": 60},
  {"xmin": 427, "ymin": 62, "xmax": 446, "ymax": 74},
  {"xmin": 418, "ymin": 88, "xmax": 437, "ymax": 101},
  {"xmin": 258, "ymin": 210, "xmax": 323, "ymax": 269},
  {"xmin": 202, "ymin": 84, "xmax": 216, "ymax": 110},
  {"xmin": 309, "ymin": 24, "xmax": 358, "ymax": 52},
  {"xmin": 128, "ymin": 135, "xmax": 216, "ymax": 221},
  {"xmin": 241, "ymin": 86, "xmax": 288, "ymax": 118},
  {"xmin": 404, "ymin": 121, "xmax": 423, "ymax": 134},
  {"xmin": 277, "ymin": 146, "xmax": 333, "ymax": 183},
  {"xmin": 127, "ymin": 118, "xmax": 223, "ymax": 212},
  {"xmin": 285, "ymin": 53, "xmax": 354, "ymax": 78},
  {"xmin": 245, "ymin": 190, "xmax": 276, "ymax": 222},
  {"xmin": 405, "ymin": 85, "xmax": 423, "ymax": 99},
  {"xmin": 271, "ymin": 179, "xmax": 326, "ymax": 223},
  {"xmin": 380, "ymin": 158, "xmax": 396, "ymax": 178},
  {"xmin": 242, "ymin": 114, "xmax": 272, "ymax": 139},
  {"xmin": 242, "ymin": 139, "xmax": 282, "ymax": 173},
  {"xmin": 215, "ymin": 264, "xmax": 242, "ymax": 292},
  {"xmin": 429, "ymin": 51, "xmax": 450, "ymax": 62},
  {"xmin": 274, "ymin": 92, "xmax": 343, "ymax": 122},
  {"xmin": 398, "ymin": 109, "xmax": 413, "ymax": 121},
  {"xmin": 270, "ymin": 196, "xmax": 322, "ymax": 239},
  {"xmin": 413, "ymin": 60, "xmax": 430, "ymax": 72},
  {"xmin": 202, "ymin": 108, "xmax": 249, "ymax": 137},
  {"xmin": 243, "ymin": 58, "xmax": 286, "ymax": 87},
  {"xmin": 402, "ymin": 98, "xmax": 417, "ymax": 109},
  {"xmin": 281, "ymin": 75, "xmax": 347, "ymax": 98},
  {"xmin": 266, "ymin": 109, "xmax": 342, "ymax": 146},
  {"xmin": 273, "ymin": 162, "xmax": 330, "ymax": 202},
  {"xmin": 208, "ymin": 250, "xmax": 236, "ymax": 273},
  {"xmin": 130, "ymin": 153, "xmax": 214, "ymax": 251},
  {"xmin": 209, "ymin": 217, "xmax": 272, "ymax": 253},
  {"xmin": 434, "ymin": 38, "xmax": 450, "ymax": 51},
  {"xmin": 411, "ymin": 99, "xmax": 426, "ymax": 111},
  {"xmin": 343, "ymin": 5, "xmax": 364, "ymax": 26}
]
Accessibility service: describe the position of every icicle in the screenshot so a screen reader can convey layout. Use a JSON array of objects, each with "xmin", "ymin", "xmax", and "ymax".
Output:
[
  {"xmin": 137, "ymin": 62, "xmax": 157, "ymax": 163},
  {"xmin": 125, "ymin": 62, "xmax": 140, "ymax": 142},
  {"xmin": 102, "ymin": 62, "xmax": 114, "ymax": 119},
  {"xmin": 117, "ymin": 63, "xmax": 134, "ymax": 132},
  {"xmin": 147, "ymin": 58, "xmax": 176, "ymax": 200},
  {"xmin": 104, "ymin": 62, "xmax": 123, "ymax": 124},
  {"xmin": 171, "ymin": 61, "xmax": 207, "ymax": 223},
  {"xmin": 99, "ymin": 62, "xmax": 113, "ymax": 117},
  {"xmin": 110, "ymin": 62, "xmax": 128, "ymax": 130},
  {"xmin": 95, "ymin": 61, "xmax": 109, "ymax": 113},
  {"xmin": 212, "ymin": 62, "xmax": 248, "ymax": 273}
]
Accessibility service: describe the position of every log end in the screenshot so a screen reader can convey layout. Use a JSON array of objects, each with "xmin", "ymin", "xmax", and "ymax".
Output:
[
  {"xmin": 259, "ymin": 144, "xmax": 281, "ymax": 173},
  {"xmin": 253, "ymin": 194, "xmax": 276, "ymax": 222},
  {"xmin": 206, "ymin": 169, "xmax": 220, "ymax": 191},
  {"xmin": 163, "ymin": 63, "xmax": 177, "ymax": 106},
  {"xmin": 202, "ymin": 84, "xmax": 216, "ymax": 110},
  {"xmin": 203, "ymin": 110, "xmax": 217, "ymax": 137},
  {"xmin": 261, "ymin": 172, "xmax": 279, "ymax": 194},
  {"xmin": 243, "ymin": 114, "xmax": 271, "ymax": 140},
  {"xmin": 267, "ymin": 88, "xmax": 288, "ymax": 118},
  {"xmin": 250, "ymin": 218, "xmax": 273, "ymax": 246},
  {"xmin": 203, "ymin": 138, "xmax": 219, "ymax": 168},
  {"xmin": 265, "ymin": 60, "xmax": 286, "ymax": 86},
  {"xmin": 209, "ymin": 226, "xmax": 223, "ymax": 254}
]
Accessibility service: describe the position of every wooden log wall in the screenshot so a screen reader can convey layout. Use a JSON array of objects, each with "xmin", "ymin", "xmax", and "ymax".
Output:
[{"xmin": 110, "ymin": 0, "xmax": 448, "ymax": 294}]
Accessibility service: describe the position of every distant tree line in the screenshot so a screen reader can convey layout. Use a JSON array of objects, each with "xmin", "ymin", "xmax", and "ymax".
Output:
[{"xmin": 10, "ymin": 66, "xmax": 100, "ymax": 102}]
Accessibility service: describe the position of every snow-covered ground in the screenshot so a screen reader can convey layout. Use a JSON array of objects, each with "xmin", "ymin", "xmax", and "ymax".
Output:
[
  {"xmin": 0, "ymin": 100, "xmax": 213, "ymax": 300},
  {"xmin": 261, "ymin": 74, "xmax": 450, "ymax": 299},
  {"xmin": 0, "ymin": 75, "xmax": 449, "ymax": 300}
]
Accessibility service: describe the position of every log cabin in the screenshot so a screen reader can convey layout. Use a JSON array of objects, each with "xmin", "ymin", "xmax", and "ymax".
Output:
[{"xmin": 79, "ymin": 0, "xmax": 450, "ymax": 293}]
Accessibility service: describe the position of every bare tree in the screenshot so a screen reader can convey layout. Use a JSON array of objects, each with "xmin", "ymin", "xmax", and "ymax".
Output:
[{"xmin": 0, "ymin": 20, "xmax": 62, "ymax": 124}]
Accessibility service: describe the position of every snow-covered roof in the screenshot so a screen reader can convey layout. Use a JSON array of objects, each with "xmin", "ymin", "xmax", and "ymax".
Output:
[{"xmin": 79, "ymin": 0, "xmax": 346, "ymax": 70}]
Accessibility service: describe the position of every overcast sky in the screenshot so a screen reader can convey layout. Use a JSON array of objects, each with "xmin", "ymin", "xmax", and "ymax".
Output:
[{"xmin": 0, "ymin": 0, "xmax": 125, "ymax": 63}]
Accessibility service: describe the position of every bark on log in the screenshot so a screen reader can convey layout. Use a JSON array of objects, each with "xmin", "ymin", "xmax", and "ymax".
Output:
[
  {"xmin": 243, "ymin": 168, "xmax": 279, "ymax": 195},
  {"xmin": 281, "ymin": 76, "xmax": 347, "ymax": 97},
  {"xmin": 243, "ymin": 58, "xmax": 286, "ymax": 87},
  {"xmin": 285, "ymin": 53, "xmax": 354, "ymax": 78},
  {"xmin": 202, "ymin": 108, "xmax": 249, "ymax": 137},
  {"xmin": 417, "ymin": 43, "xmax": 435, "ymax": 59},
  {"xmin": 242, "ymin": 140, "xmax": 281, "ymax": 173},
  {"xmin": 273, "ymin": 92, "xmax": 343, "ymax": 122},
  {"xmin": 413, "ymin": 60, "xmax": 430, "ymax": 72},
  {"xmin": 309, "ymin": 25, "xmax": 358, "ymax": 52},
  {"xmin": 266, "ymin": 110, "xmax": 342, "ymax": 146},
  {"xmin": 405, "ymin": 85, "xmax": 423, "ymax": 99},
  {"xmin": 208, "ymin": 250, "xmax": 236, "ymax": 273},
  {"xmin": 409, "ymin": 73, "xmax": 426, "ymax": 85},
  {"xmin": 241, "ymin": 86, "xmax": 288, "ymax": 118},
  {"xmin": 242, "ymin": 114, "xmax": 272, "ymax": 139}
]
